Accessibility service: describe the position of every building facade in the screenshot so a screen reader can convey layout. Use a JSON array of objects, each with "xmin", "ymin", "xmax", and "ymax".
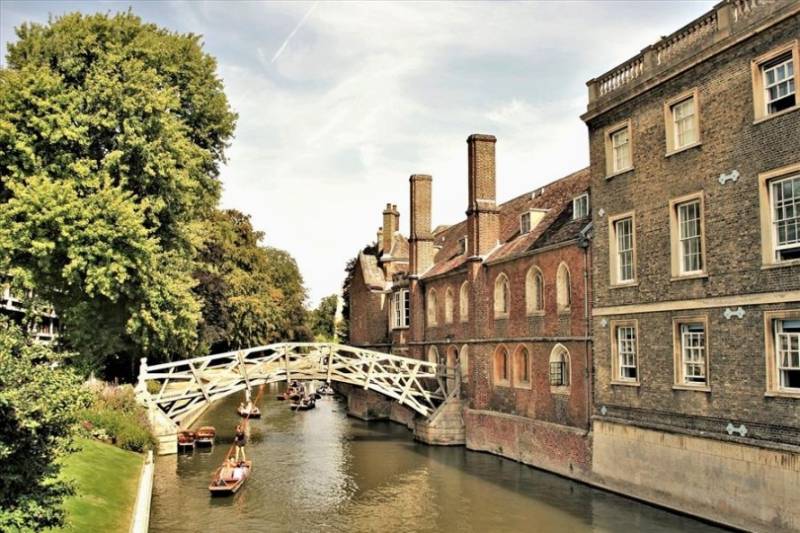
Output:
[
  {"xmin": 583, "ymin": 1, "xmax": 799, "ymax": 531},
  {"xmin": 1, "ymin": 278, "xmax": 59, "ymax": 342},
  {"xmin": 349, "ymin": 134, "xmax": 594, "ymax": 478}
]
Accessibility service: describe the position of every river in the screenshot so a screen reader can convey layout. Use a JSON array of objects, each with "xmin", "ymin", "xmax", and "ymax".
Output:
[{"xmin": 149, "ymin": 385, "xmax": 726, "ymax": 533}]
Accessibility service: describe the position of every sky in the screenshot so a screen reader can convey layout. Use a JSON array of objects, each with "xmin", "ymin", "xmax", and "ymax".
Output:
[{"xmin": 0, "ymin": 0, "xmax": 716, "ymax": 306}]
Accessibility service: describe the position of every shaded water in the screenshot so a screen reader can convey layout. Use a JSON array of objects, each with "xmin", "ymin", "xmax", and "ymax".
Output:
[{"xmin": 150, "ymin": 385, "xmax": 726, "ymax": 533}]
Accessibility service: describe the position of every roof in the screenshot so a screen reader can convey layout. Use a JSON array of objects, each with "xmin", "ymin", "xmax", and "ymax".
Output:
[
  {"xmin": 359, "ymin": 253, "xmax": 390, "ymax": 290},
  {"xmin": 386, "ymin": 232, "xmax": 409, "ymax": 260},
  {"xmin": 422, "ymin": 167, "xmax": 590, "ymax": 278}
]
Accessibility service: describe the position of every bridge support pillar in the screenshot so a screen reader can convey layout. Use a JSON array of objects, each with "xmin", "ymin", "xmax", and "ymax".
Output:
[
  {"xmin": 414, "ymin": 398, "xmax": 465, "ymax": 446},
  {"xmin": 342, "ymin": 384, "xmax": 393, "ymax": 421}
]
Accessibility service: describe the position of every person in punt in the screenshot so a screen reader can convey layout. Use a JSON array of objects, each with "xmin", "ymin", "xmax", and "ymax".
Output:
[{"xmin": 234, "ymin": 423, "xmax": 247, "ymax": 461}]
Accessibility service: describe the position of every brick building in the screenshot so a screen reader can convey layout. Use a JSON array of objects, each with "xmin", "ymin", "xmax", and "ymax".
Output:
[
  {"xmin": 1, "ymin": 278, "xmax": 59, "ymax": 342},
  {"xmin": 349, "ymin": 134, "xmax": 594, "ymax": 478},
  {"xmin": 583, "ymin": 1, "xmax": 799, "ymax": 530}
]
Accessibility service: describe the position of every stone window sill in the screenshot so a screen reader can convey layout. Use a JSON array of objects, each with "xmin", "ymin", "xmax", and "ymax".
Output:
[
  {"xmin": 764, "ymin": 390, "xmax": 800, "ymax": 400},
  {"xmin": 761, "ymin": 259, "xmax": 800, "ymax": 270},
  {"xmin": 558, "ymin": 308, "xmax": 571, "ymax": 316},
  {"xmin": 494, "ymin": 380, "xmax": 511, "ymax": 388},
  {"xmin": 753, "ymin": 104, "xmax": 800, "ymax": 125},
  {"xmin": 526, "ymin": 310, "xmax": 545, "ymax": 317},
  {"xmin": 665, "ymin": 141, "xmax": 702, "ymax": 158},
  {"xmin": 610, "ymin": 380, "xmax": 640, "ymax": 387},
  {"xmin": 670, "ymin": 272, "xmax": 708, "ymax": 282},
  {"xmin": 672, "ymin": 384, "xmax": 710, "ymax": 393},
  {"xmin": 550, "ymin": 386, "xmax": 570, "ymax": 396},
  {"xmin": 494, "ymin": 313, "xmax": 509, "ymax": 320},
  {"xmin": 391, "ymin": 326, "xmax": 410, "ymax": 331},
  {"xmin": 610, "ymin": 281, "xmax": 638, "ymax": 289},
  {"xmin": 605, "ymin": 167, "xmax": 634, "ymax": 181},
  {"xmin": 514, "ymin": 382, "xmax": 532, "ymax": 390}
]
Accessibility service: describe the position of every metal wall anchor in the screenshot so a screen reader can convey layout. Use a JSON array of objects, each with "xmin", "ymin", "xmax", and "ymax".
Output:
[
  {"xmin": 724, "ymin": 307, "xmax": 745, "ymax": 320},
  {"xmin": 726, "ymin": 422, "xmax": 747, "ymax": 437},
  {"xmin": 718, "ymin": 169, "xmax": 740, "ymax": 185}
]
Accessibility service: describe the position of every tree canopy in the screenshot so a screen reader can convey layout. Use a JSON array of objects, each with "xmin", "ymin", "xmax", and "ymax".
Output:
[
  {"xmin": 309, "ymin": 294, "xmax": 340, "ymax": 341},
  {"xmin": 0, "ymin": 11, "xmax": 238, "ymax": 371}
]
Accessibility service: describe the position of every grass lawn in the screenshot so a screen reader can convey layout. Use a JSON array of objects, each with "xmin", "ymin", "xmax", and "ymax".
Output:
[{"xmin": 55, "ymin": 438, "xmax": 143, "ymax": 532}]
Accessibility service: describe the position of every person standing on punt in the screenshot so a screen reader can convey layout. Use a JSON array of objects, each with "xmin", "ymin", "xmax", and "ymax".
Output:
[{"xmin": 234, "ymin": 423, "xmax": 246, "ymax": 462}]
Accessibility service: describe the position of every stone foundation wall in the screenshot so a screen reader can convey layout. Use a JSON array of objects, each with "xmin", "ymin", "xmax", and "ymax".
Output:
[
  {"xmin": 464, "ymin": 408, "xmax": 592, "ymax": 480},
  {"xmin": 592, "ymin": 420, "xmax": 800, "ymax": 532},
  {"xmin": 343, "ymin": 385, "xmax": 393, "ymax": 421}
]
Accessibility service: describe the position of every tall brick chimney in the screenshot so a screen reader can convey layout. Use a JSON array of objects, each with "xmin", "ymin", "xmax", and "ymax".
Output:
[
  {"xmin": 382, "ymin": 203, "xmax": 399, "ymax": 257},
  {"xmin": 376, "ymin": 227, "xmax": 383, "ymax": 251},
  {"xmin": 466, "ymin": 134, "xmax": 499, "ymax": 257},
  {"xmin": 409, "ymin": 174, "xmax": 433, "ymax": 276}
]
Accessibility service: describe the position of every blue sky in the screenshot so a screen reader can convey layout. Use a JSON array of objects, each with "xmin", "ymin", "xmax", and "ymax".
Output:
[{"xmin": 1, "ymin": 1, "xmax": 715, "ymax": 305}]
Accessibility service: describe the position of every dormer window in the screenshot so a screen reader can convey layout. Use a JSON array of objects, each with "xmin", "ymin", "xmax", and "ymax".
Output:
[
  {"xmin": 457, "ymin": 237, "xmax": 468, "ymax": 255},
  {"xmin": 520, "ymin": 212, "xmax": 532, "ymax": 234},
  {"xmin": 573, "ymin": 193, "xmax": 589, "ymax": 219}
]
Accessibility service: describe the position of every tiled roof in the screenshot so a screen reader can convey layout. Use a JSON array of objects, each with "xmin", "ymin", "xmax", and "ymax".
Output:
[
  {"xmin": 387, "ymin": 232, "xmax": 409, "ymax": 260},
  {"xmin": 422, "ymin": 167, "xmax": 589, "ymax": 278},
  {"xmin": 359, "ymin": 252, "xmax": 389, "ymax": 290}
]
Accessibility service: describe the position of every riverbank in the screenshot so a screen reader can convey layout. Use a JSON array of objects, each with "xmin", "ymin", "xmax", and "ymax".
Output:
[{"xmin": 54, "ymin": 438, "xmax": 142, "ymax": 532}]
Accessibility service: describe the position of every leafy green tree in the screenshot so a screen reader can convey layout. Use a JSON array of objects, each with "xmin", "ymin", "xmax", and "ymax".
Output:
[
  {"xmin": 0, "ymin": 12, "xmax": 237, "ymax": 373},
  {"xmin": 194, "ymin": 210, "xmax": 311, "ymax": 352},
  {"xmin": 0, "ymin": 317, "xmax": 92, "ymax": 531},
  {"xmin": 310, "ymin": 294, "xmax": 339, "ymax": 341}
]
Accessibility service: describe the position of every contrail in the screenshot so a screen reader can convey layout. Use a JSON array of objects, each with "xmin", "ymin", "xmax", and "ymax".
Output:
[{"xmin": 271, "ymin": 1, "xmax": 319, "ymax": 63}]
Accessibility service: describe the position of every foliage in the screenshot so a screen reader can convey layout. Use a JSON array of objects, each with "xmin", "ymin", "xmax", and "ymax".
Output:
[
  {"xmin": 194, "ymin": 209, "xmax": 311, "ymax": 353},
  {"xmin": 0, "ymin": 11, "xmax": 237, "ymax": 373},
  {"xmin": 78, "ymin": 384, "xmax": 156, "ymax": 452},
  {"xmin": 0, "ymin": 317, "xmax": 91, "ymax": 532},
  {"xmin": 309, "ymin": 294, "xmax": 340, "ymax": 341}
]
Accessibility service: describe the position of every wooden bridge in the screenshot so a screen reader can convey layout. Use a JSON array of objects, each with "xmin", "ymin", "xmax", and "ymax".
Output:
[{"xmin": 136, "ymin": 343, "xmax": 454, "ymax": 427}]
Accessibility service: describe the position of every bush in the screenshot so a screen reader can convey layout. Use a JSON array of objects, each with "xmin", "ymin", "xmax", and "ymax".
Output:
[{"xmin": 80, "ymin": 384, "xmax": 157, "ymax": 452}]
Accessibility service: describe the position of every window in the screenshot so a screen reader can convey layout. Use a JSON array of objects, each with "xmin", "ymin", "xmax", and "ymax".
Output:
[
  {"xmin": 391, "ymin": 289, "xmax": 410, "ymax": 329},
  {"xmin": 427, "ymin": 345, "xmax": 439, "ymax": 364},
  {"xmin": 765, "ymin": 311, "xmax": 800, "ymax": 396},
  {"xmin": 556, "ymin": 263, "xmax": 571, "ymax": 312},
  {"xmin": 752, "ymin": 41, "xmax": 799, "ymax": 121},
  {"xmin": 609, "ymin": 214, "xmax": 636, "ymax": 285},
  {"xmin": 605, "ymin": 120, "xmax": 633, "ymax": 176},
  {"xmin": 459, "ymin": 281, "xmax": 469, "ymax": 322},
  {"xmin": 759, "ymin": 164, "xmax": 800, "ymax": 266},
  {"xmin": 457, "ymin": 237, "xmax": 468, "ymax": 256},
  {"xmin": 494, "ymin": 346, "xmax": 510, "ymax": 385},
  {"xmin": 520, "ymin": 212, "xmax": 531, "ymax": 234},
  {"xmin": 444, "ymin": 288, "xmax": 454, "ymax": 324},
  {"xmin": 427, "ymin": 289, "xmax": 437, "ymax": 326},
  {"xmin": 669, "ymin": 193, "xmax": 706, "ymax": 278},
  {"xmin": 573, "ymin": 193, "xmax": 590, "ymax": 219},
  {"xmin": 673, "ymin": 317, "xmax": 709, "ymax": 389},
  {"xmin": 664, "ymin": 89, "xmax": 700, "ymax": 153},
  {"xmin": 525, "ymin": 266, "xmax": 544, "ymax": 315},
  {"xmin": 611, "ymin": 320, "xmax": 639, "ymax": 384},
  {"xmin": 459, "ymin": 345, "xmax": 469, "ymax": 384},
  {"xmin": 494, "ymin": 273, "xmax": 510, "ymax": 318},
  {"xmin": 549, "ymin": 344, "xmax": 570, "ymax": 389},
  {"xmin": 514, "ymin": 346, "xmax": 531, "ymax": 387}
]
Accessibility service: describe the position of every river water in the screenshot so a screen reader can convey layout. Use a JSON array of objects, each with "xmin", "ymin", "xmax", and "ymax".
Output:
[{"xmin": 150, "ymin": 385, "xmax": 725, "ymax": 533}]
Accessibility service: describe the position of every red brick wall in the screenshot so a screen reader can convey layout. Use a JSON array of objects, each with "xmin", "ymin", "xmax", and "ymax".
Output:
[{"xmin": 349, "ymin": 265, "xmax": 388, "ymax": 346}]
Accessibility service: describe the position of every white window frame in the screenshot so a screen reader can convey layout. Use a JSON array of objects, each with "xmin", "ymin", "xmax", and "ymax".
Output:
[
  {"xmin": 520, "ymin": 212, "xmax": 531, "ymax": 235},
  {"xmin": 573, "ymin": 193, "xmax": 590, "ymax": 220},
  {"xmin": 672, "ymin": 316, "xmax": 710, "ymax": 391},
  {"xmin": 677, "ymin": 200, "xmax": 703, "ymax": 275},
  {"xmin": 611, "ymin": 321, "xmax": 639, "ymax": 385},
  {"xmin": 759, "ymin": 163, "xmax": 800, "ymax": 268},
  {"xmin": 771, "ymin": 174, "xmax": 800, "ymax": 262},
  {"xmin": 391, "ymin": 289, "xmax": 409, "ymax": 329},
  {"xmin": 669, "ymin": 193, "xmax": 706, "ymax": 279},
  {"xmin": 457, "ymin": 236, "xmax": 468, "ymax": 256},
  {"xmin": 765, "ymin": 310, "xmax": 800, "ymax": 398},
  {"xmin": 751, "ymin": 40, "xmax": 800, "ymax": 122},
  {"xmin": 763, "ymin": 53, "xmax": 795, "ymax": 116}
]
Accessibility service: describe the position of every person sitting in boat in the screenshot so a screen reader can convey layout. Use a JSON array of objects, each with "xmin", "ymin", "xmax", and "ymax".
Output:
[
  {"xmin": 234, "ymin": 424, "xmax": 247, "ymax": 461},
  {"xmin": 220, "ymin": 457, "xmax": 237, "ymax": 482}
]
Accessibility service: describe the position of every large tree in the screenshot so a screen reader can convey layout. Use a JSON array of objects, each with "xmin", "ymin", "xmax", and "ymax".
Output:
[
  {"xmin": 0, "ymin": 317, "xmax": 91, "ymax": 531},
  {"xmin": 0, "ymin": 12, "xmax": 237, "ymax": 372},
  {"xmin": 309, "ymin": 294, "xmax": 339, "ymax": 341}
]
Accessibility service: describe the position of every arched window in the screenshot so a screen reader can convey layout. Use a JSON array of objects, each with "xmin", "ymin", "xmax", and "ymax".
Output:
[
  {"xmin": 556, "ymin": 263, "xmax": 571, "ymax": 312},
  {"xmin": 446, "ymin": 345, "xmax": 458, "ymax": 392},
  {"xmin": 427, "ymin": 345, "xmax": 439, "ymax": 364},
  {"xmin": 549, "ymin": 344, "xmax": 570, "ymax": 388},
  {"xmin": 427, "ymin": 289, "xmax": 438, "ymax": 326},
  {"xmin": 459, "ymin": 281, "xmax": 469, "ymax": 322},
  {"xmin": 494, "ymin": 345, "xmax": 510, "ymax": 384},
  {"xmin": 459, "ymin": 345, "xmax": 469, "ymax": 384},
  {"xmin": 514, "ymin": 345, "xmax": 531, "ymax": 386},
  {"xmin": 494, "ymin": 273, "xmax": 510, "ymax": 318},
  {"xmin": 525, "ymin": 266, "xmax": 544, "ymax": 314},
  {"xmin": 445, "ymin": 287, "xmax": 455, "ymax": 324}
]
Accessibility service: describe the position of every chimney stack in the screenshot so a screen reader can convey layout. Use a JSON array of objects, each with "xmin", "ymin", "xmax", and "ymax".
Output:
[
  {"xmin": 376, "ymin": 227, "xmax": 383, "ymax": 251},
  {"xmin": 409, "ymin": 174, "xmax": 433, "ymax": 276},
  {"xmin": 466, "ymin": 134, "xmax": 499, "ymax": 257},
  {"xmin": 382, "ymin": 204, "xmax": 399, "ymax": 257}
]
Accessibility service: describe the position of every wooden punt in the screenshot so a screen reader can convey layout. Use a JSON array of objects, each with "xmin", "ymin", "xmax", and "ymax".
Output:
[
  {"xmin": 236, "ymin": 406, "xmax": 261, "ymax": 419},
  {"xmin": 177, "ymin": 430, "xmax": 196, "ymax": 450},
  {"xmin": 195, "ymin": 426, "xmax": 216, "ymax": 446},
  {"xmin": 208, "ymin": 460, "xmax": 252, "ymax": 495},
  {"xmin": 290, "ymin": 397, "xmax": 316, "ymax": 411}
]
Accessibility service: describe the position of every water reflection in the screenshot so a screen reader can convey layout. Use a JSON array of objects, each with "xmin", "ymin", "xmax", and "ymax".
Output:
[{"xmin": 150, "ymin": 384, "xmax": 724, "ymax": 533}]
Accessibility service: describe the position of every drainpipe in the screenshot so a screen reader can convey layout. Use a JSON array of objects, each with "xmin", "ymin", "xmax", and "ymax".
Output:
[{"xmin": 578, "ymin": 231, "xmax": 592, "ymax": 432}]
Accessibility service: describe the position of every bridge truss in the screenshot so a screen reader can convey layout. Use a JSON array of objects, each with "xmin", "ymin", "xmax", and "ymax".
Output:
[{"xmin": 136, "ymin": 343, "xmax": 451, "ymax": 426}]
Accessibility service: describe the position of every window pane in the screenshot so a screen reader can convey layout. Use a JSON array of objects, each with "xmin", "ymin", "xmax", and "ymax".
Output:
[
  {"xmin": 678, "ymin": 201, "xmax": 703, "ymax": 273},
  {"xmin": 617, "ymin": 326, "xmax": 638, "ymax": 380},
  {"xmin": 680, "ymin": 323, "xmax": 706, "ymax": 385},
  {"xmin": 616, "ymin": 218, "xmax": 634, "ymax": 282},
  {"xmin": 773, "ymin": 176, "xmax": 800, "ymax": 260}
]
